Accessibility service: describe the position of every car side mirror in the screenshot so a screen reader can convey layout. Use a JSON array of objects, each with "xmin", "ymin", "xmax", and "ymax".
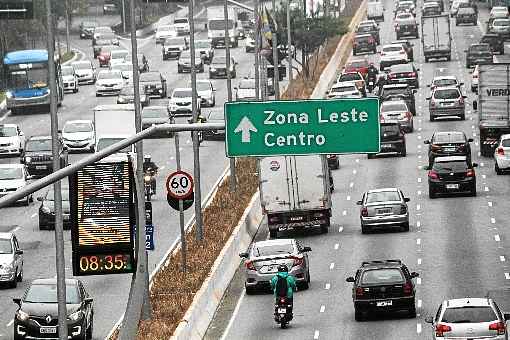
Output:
[
  {"xmin": 239, "ymin": 252, "xmax": 249, "ymax": 258},
  {"xmin": 302, "ymin": 246, "xmax": 312, "ymax": 252},
  {"xmin": 462, "ymin": 95, "xmax": 467, "ymax": 99},
  {"xmin": 504, "ymin": 312, "xmax": 510, "ymax": 321},
  {"xmin": 426, "ymin": 97, "xmax": 431, "ymax": 100},
  {"xmin": 346, "ymin": 276, "xmax": 355, "ymax": 283},
  {"xmin": 410, "ymin": 271, "xmax": 419, "ymax": 278},
  {"xmin": 472, "ymin": 162, "xmax": 478, "ymax": 167},
  {"xmin": 468, "ymin": 138, "xmax": 473, "ymax": 142},
  {"xmin": 404, "ymin": 197, "xmax": 410, "ymax": 202},
  {"xmin": 15, "ymin": 250, "xmax": 23, "ymax": 255},
  {"xmin": 356, "ymin": 200, "xmax": 362, "ymax": 205},
  {"xmin": 425, "ymin": 316, "xmax": 434, "ymax": 323},
  {"xmin": 460, "ymin": 82, "xmax": 464, "ymax": 86},
  {"xmin": 37, "ymin": 197, "xmax": 43, "ymax": 201},
  {"xmin": 424, "ymin": 140, "xmax": 430, "ymax": 144}
]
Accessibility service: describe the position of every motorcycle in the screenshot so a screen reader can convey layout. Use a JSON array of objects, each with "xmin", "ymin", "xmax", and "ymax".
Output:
[
  {"xmin": 367, "ymin": 74, "xmax": 377, "ymax": 93},
  {"xmin": 144, "ymin": 170, "xmax": 156, "ymax": 201},
  {"xmin": 274, "ymin": 296, "xmax": 293, "ymax": 329}
]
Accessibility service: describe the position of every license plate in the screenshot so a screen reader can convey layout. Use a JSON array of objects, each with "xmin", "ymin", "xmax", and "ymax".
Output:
[
  {"xmin": 376, "ymin": 300, "xmax": 393, "ymax": 307},
  {"xmin": 442, "ymin": 102, "xmax": 454, "ymax": 107},
  {"xmin": 40, "ymin": 327, "xmax": 57, "ymax": 334},
  {"xmin": 377, "ymin": 208, "xmax": 392, "ymax": 215},
  {"xmin": 444, "ymin": 147, "xmax": 455, "ymax": 152},
  {"xmin": 262, "ymin": 266, "xmax": 276, "ymax": 273},
  {"xmin": 446, "ymin": 184, "xmax": 459, "ymax": 190},
  {"xmin": 63, "ymin": 215, "xmax": 70, "ymax": 221},
  {"xmin": 278, "ymin": 308, "xmax": 287, "ymax": 313},
  {"xmin": 381, "ymin": 144, "xmax": 392, "ymax": 149},
  {"xmin": 290, "ymin": 216, "xmax": 303, "ymax": 221},
  {"xmin": 36, "ymin": 165, "xmax": 47, "ymax": 170}
]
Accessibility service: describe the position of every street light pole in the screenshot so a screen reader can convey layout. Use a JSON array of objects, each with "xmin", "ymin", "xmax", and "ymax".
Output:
[
  {"xmin": 286, "ymin": 0, "xmax": 292, "ymax": 86},
  {"xmin": 271, "ymin": 0, "xmax": 280, "ymax": 99},
  {"xmin": 224, "ymin": 0, "xmax": 236, "ymax": 192},
  {"xmin": 254, "ymin": 0, "xmax": 261, "ymax": 100}
]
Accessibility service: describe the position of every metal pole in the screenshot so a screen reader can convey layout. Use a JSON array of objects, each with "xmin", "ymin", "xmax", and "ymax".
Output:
[
  {"xmin": 224, "ymin": 0, "xmax": 236, "ymax": 192},
  {"xmin": 119, "ymin": 0, "xmax": 151, "ymax": 337},
  {"xmin": 271, "ymin": 0, "xmax": 280, "ymax": 99},
  {"xmin": 174, "ymin": 133, "xmax": 187, "ymax": 272},
  {"xmin": 65, "ymin": 0, "xmax": 70, "ymax": 53},
  {"xmin": 286, "ymin": 0, "xmax": 292, "ymax": 86},
  {"xmin": 254, "ymin": 0, "xmax": 261, "ymax": 100},
  {"xmin": 189, "ymin": 0, "xmax": 204, "ymax": 241},
  {"xmin": 122, "ymin": 0, "xmax": 127, "ymax": 34},
  {"xmin": 46, "ymin": 1, "xmax": 67, "ymax": 339}
]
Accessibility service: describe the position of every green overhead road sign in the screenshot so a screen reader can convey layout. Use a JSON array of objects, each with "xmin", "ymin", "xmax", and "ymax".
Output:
[{"xmin": 225, "ymin": 98, "xmax": 380, "ymax": 157}]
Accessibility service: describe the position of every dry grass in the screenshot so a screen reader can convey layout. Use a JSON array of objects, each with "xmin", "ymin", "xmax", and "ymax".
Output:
[{"xmin": 110, "ymin": 158, "xmax": 258, "ymax": 340}]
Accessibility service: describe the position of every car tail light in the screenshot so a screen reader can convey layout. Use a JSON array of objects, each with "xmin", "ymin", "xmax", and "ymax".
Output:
[
  {"xmin": 428, "ymin": 170, "xmax": 439, "ymax": 179},
  {"xmin": 457, "ymin": 144, "xmax": 465, "ymax": 152},
  {"xmin": 400, "ymin": 50, "xmax": 406, "ymax": 55},
  {"xmin": 280, "ymin": 297, "xmax": 287, "ymax": 304},
  {"xmin": 458, "ymin": 96, "xmax": 464, "ymax": 104},
  {"xmin": 435, "ymin": 324, "xmax": 452, "ymax": 337},
  {"xmin": 403, "ymin": 282, "xmax": 413, "ymax": 295},
  {"xmin": 430, "ymin": 100, "xmax": 436, "ymax": 107},
  {"xmin": 388, "ymin": 73, "xmax": 396, "ymax": 78},
  {"xmin": 497, "ymin": 147, "xmax": 504, "ymax": 155},
  {"xmin": 431, "ymin": 144, "xmax": 441, "ymax": 151},
  {"xmin": 466, "ymin": 169, "xmax": 475, "ymax": 177},
  {"xmin": 405, "ymin": 111, "xmax": 412, "ymax": 119},
  {"xmin": 245, "ymin": 260, "xmax": 256, "ymax": 271},
  {"xmin": 291, "ymin": 256, "xmax": 304, "ymax": 267},
  {"xmin": 400, "ymin": 204, "xmax": 407, "ymax": 214},
  {"xmin": 355, "ymin": 287, "xmax": 364, "ymax": 297},
  {"xmin": 489, "ymin": 321, "xmax": 506, "ymax": 335},
  {"xmin": 368, "ymin": 37, "xmax": 374, "ymax": 44},
  {"xmin": 361, "ymin": 207, "xmax": 368, "ymax": 217},
  {"xmin": 407, "ymin": 72, "xmax": 416, "ymax": 77}
]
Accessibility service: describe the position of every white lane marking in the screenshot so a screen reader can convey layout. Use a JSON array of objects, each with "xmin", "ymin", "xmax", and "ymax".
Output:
[
  {"xmin": 416, "ymin": 204, "xmax": 421, "ymax": 211},
  {"xmin": 418, "ymin": 177, "xmax": 422, "ymax": 183},
  {"xmin": 482, "ymin": 174, "xmax": 487, "ymax": 179},
  {"xmin": 31, "ymin": 212, "xmax": 37, "ymax": 218},
  {"xmin": 355, "ymin": 158, "xmax": 360, "ymax": 163},
  {"xmin": 338, "ymin": 226, "xmax": 344, "ymax": 233},
  {"xmin": 352, "ymin": 169, "xmax": 357, "ymax": 174},
  {"xmin": 325, "ymin": 283, "xmax": 331, "ymax": 290},
  {"xmin": 488, "ymin": 201, "xmax": 493, "ymax": 207},
  {"xmin": 505, "ymin": 273, "xmax": 510, "ymax": 280},
  {"xmin": 500, "ymin": 255, "xmax": 506, "ymax": 262},
  {"xmin": 314, "ymin": 330, "xmax": 320, "ymax": 339},
  {"xmin": 346, "ymin": 195, "xmax": 351, "ymax": 201},
  {"xmin": 219, "ymin": 289, "xmax": 246, "ymax": 340},
  {"xmin": 417, "ymin": 277, "xmax": 422, "ymax": 285},
  {"xmin": 320, "ymin": 305, "xmax": 325, "ymax": 313},
  {"xmin": 416, "ymin": 221, "xmax": 421, "ymax": 228},
  {"xmin": 418, "ymin": 258, "xmax": 422, "ymax": 265},
  {"xmin": 418, "ymin": 299, "xmax": 422, "ymax": 308},
  {"xmin": 349, "ymin": 182, "xmax": 354, "ymax": 188},
  {"xmin": 417, "ymin": 190, "xmax": 422, "ymax": 196},
  {"xmin": 334, "ymin": 243, "xmax": 339, "ymax": 250},
  {"xmin": 491, "ymin": 218, "xmax": 496, "ymax": 224},
  {"xmin": 416, "ymin": 238, "xmax": 421, "ymax": 245},
  {"xmin": 329, "ymin": 262, "xmax": 335, "ymax": 270},
  {"xmin": 417, "ymin": 323, "xmax": 422, "ymax": 334},
  {"xmin": 485, "ymin": 186, "xmax": 490, "ymax": 192},
  {"xmin": 495, "ymin": 235, "xmax": 501, "ymax": 242},
  {"xmin": 160, "ymin": 166, "xmax": 165, "ymax": 170},
  {"xmin": 481, "ymin": 162, "xmax": 485, "ymax": 167},
  {"xmin": 418, "ymin": 155, "xmax": 422, "ymax": 159},
  {"xmin": 342, "ymin": 210, "xmax": 347, "ymax": 216},
  {"xmin": 6, "ymin": 319, "xmax": 13, "ymax": 327}
]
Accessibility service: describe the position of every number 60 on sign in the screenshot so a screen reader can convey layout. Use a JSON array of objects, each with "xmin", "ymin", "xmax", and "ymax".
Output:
[{"xmin": 166, "ymin": 170, "xmax": 194, "ymax": 199}]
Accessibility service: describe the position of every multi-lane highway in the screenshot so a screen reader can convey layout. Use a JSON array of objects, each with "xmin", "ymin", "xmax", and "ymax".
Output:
[
  {"xmin": 0, "ymin": 4, "xmax": 274, "ymax": 339},
  {"xmin": 207, "ymin": 1, "xmax": 510, "ymax": 340}
]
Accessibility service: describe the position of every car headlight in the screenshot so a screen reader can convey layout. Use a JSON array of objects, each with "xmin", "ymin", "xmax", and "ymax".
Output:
[
  {"xmin": 5, "ymin": 91, "xmax": 13, "ymax": 99},
  {"xmin": 16, "ymin": 310, "xmax": 29, "ymax": 321},
  {"xmin": 230, "ymin": 37, "xmax": 235, "ymax": 42},
  {"xmin": 118, "ymin": 97, "xmax": 127, "ymax": 103},
  {"xmin": 24, "ymin": 156, "xmax": 31, "ymax": 163},
  {"xmin": 68, "ymin": 311, "xmax": 83, "ymax": 321},
  {"xmin": 210, "ymin": 67, "xmax": 216, "ymax": 72},
  {"xmin": 0, "ymin": 262, "xmax": 13, "ymax": 271}
]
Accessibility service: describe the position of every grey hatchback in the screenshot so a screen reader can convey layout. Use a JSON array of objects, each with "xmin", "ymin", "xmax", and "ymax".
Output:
[
  {"xmin": 357, "ymin": 188, "xmax": 410, "ymax": 234},
  {"xmin": 239, "ymin": 239, "xmax": 311, "ymax": 294},
  {"xmin": 427, "ymin": 86, "xmax": 467, "ymax": 121}
]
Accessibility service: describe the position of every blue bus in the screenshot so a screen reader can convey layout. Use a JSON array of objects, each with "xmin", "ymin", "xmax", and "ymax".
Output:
[{"xmin": 3, "ymin": 49, "xmax": 64, "ymax": 114}]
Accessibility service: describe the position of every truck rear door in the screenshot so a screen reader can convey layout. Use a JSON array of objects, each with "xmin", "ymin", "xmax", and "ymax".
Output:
[
  {"xmin": 291, "ymin": 155, "xmax": 329, "ymax": 211},
  {"xmin": 260, "ymin": 156, "xmax": 293, "ymax": 213}
]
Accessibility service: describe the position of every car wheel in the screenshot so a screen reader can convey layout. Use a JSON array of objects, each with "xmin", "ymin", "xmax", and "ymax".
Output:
[
  {"xmin": 269, "ymin": 229, "xmax": 278, "ymax": 239},
  {"xmin": 86, "ymin": 315, "xmax": 93, "ymax": 340},
  {"xmin": 429, "ymin": 187, "xmax": 436, "ymax": 199},
  {"xmin": 459, "ymin": 113, "xmax": 465, "ymax": 120},
  {"xmin": 425, "ymin": 57, "xmax": 429, "ymax": 62},
  {"xmin": 471, "ymin": 187, "xmax": 477, "ymax": 197},
  {"xmin": 367, "ymin": 153, "xmax": 374, "ymax": 159},
  {"xmin": 17, "ymin": 266, "xmax": 23, "ymax": 282},
  {"xmin": 400, "ymin": 147, "xmax": 407, "ymax": 157},
  {"xmin": 429, "ymin": 114, "xmax": 435, "ymax": 122},
  {"xmin": 408, "ymin": 305, "xmax": 417, "ymax": 318},
  {"xmin": 299, "ymin": 279, "xmax": 310, "ymax": 290},
  {"xmin": 23, "ymin": 196, "xmax": 29, "ymax": 206},
  {"xmin": 354, "ymin": 308, "xmax": 365, "ymax": 321},
  {"xmin": 495, "ymin": 162, "xmax": 503, "ymax": 175},
  {"xmin": 361, "ymin": 224, "xmax": 368, "ymax": 234},
  {"xmin": 245, "ymin": 285, "xmax": 256, "ymax": 295},
  {"xmin": 10, "ymin": 271, "xmax": 17, "ymax": 288},
  {"xmin": 402, "ymin": 222, "xmax": 410, "ymax": 232}
]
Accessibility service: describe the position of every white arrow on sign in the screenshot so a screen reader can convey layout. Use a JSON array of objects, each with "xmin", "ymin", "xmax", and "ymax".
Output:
[{"xmin": 234, "ymin": 116, "xmax": 258, "ymax": 143}]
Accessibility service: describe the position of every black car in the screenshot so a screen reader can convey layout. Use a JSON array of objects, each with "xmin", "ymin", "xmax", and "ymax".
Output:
[
  {"xmin": 139, "ymin": 71, "xmax": 167, "ymax": 98},
  {"xmin": 79, "ymin": 21, "xmax": 97, "ymax": 39},
  {"xmin": 387, "ymin": 63, "xmax": 420, "ymax": 89},
  {"xmin": 353, "ymin": 34, "xmax": 377, "ymax": 55},
  {"xmin": 391, "ymin": 40, "xmax": 414, "ymax": 61},
  {"xmin": 426, "ymin": 155, "xmax": 477, "ymax": 198},
  {"xmin": 356, "ymin": 21, "xmax": 380, "ymax": 45},
  {"xmin": 209, "ymin": 55, "xmax": 237, "ymax": 79},
  {"xmin": 456, "ymin": 7, "xmax": 477, "ymax": 25},
  {"xmin": 202, "ymin": 108, "xmax": 226, "ymax": 140},
  {"xmin": 142, "ymin": 106, "xmax": 174, "ymax": 137},
  {"xmin": 327, "ymin": 154, "xmax": 340, "ymax": 169},
  {"xmin": 379, "ymin": 84, "xmax": 417, "ymax": 115},
  {"xmin": 21, "ymin": 136, "xmax": 68, "ymax": 178},
  {"xmin": 424, "ymin": 131, "xmax": 473, "ymax": 167},
  {"xmin": 117, "ymin": 86, "xmax": 150, "ymax": 107},
  {"xmin": 465, "ymin": 43, "xmax": 493, "ymax": 68},
  {"xmin": 369, "ymin": 121, "xmax": 406, "ymax": 158},
  {"xmin": 13, "ymin": 278, "xmax": 93, "ymax": 340},
  {"xmin": 395, "ymin": 18, "xmax": 418, "ymax": 39},
  {"xmin": 38, "ymin": 184, "xmax": 71, "ymax": 230},
  {"xmin": 480, "ymin": 33, "xmax": 504, "ymax": 55},
  {"xmin": 346, "ymin": 259, "xmax": 419, "ymax": 321}
]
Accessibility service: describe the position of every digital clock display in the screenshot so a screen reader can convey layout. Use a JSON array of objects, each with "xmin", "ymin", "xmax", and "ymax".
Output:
[{"xmin": 75, "ymin": 253, "xmax": 134, "ymax": 275}]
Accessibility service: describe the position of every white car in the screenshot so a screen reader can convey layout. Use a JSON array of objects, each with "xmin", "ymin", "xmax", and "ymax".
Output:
[
  {"xmin": 379, "ymin": 43, "xmax": 409, "ymax": 70},
  {"xmin": 327, "ymin": 81, "xmax": 363, "ymax": 98},
  {"xmin": 62, "ymin": 120, "xmax": 95, "ymax": 153},
  {"xmin": 494, "ymin": 134, "xmax": 510, "ymax": 174},
  {"xmin": 168, "ymin": 87, "xmax": 201, "ymax": 116},
  {"xmin": 235, "ymin": 78, "xmax": 257, "ymax": 101},
  {"xmin": 429, "ymin": 75, "xmax": 463, "ymax": 90},
  {"xmin": 190, "ymin": 79, "xmax": 216, "ymax": 107},
  {"xmin": 471, "ymin": 65, "xmax": 479, "ymax": 93},
  {"xmin": 0, "ymin": 164, "xmax": 32, "ymax": 205},
  {"xmin": 95, "ymin": 70, "xmax": 124, "ymax": 96},
  {"xmin": 450, "ymin": 0, "xmax": 469, "ymax": 17},
  {"xmin": 93, "ymin": 26, "xmax": 114, "ymax": 41},
  {"xmin": 155, "ymin": 24, "xmax": 177, "ymax": 44},
  {"xmin": 490, "ymin": 6, "xmax": 509, "ymax": 19},
  {"xmin": 109, "ymin": 49, "xmax": 130, "ymax": 67},
  {"xmin": 71, "ymin": 60, "xmax": 96, "ymax": 84},
  {"xmin": 61, "ymin": 65, "xmax": 79, "ymax": 93},
  {"xmin": 174, "ymin": 17, "xmax": 190, "ymax": 35},
  {"xmin": 0, "ymin": 124, "xmax": 25, "ymax": 156},
  {"xmin": 111, "ymin": 62, "xmax": 135, "ymax": 83},
  {"xmin": 0, "ymin": 232, "xmax": 24, "ymax": 288}
]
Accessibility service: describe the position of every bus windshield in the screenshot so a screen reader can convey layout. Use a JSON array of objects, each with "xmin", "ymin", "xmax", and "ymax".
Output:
[{"xmin": 6, "ymin": 63, "xmax": 48, "ymax": 90}]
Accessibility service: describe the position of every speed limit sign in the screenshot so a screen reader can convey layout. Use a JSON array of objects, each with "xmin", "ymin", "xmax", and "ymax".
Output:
[{"xmin": 166, "ymin": 170, "xmax": 194, "ymax": 199}]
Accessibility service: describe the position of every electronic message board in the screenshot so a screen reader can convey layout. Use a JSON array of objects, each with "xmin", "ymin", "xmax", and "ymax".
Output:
[{"xmin": 69, "ymin": 162, "xmax": 136, "ymax": 276}]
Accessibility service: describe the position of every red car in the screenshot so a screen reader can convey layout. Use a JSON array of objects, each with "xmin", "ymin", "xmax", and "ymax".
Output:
[
  {"xmin": 344, "ymin": 58, "xmax": 369, "ymax": 78},
  {"xmin": 97, "ymin": 45, "xmax": 116, "ymax": 67}
]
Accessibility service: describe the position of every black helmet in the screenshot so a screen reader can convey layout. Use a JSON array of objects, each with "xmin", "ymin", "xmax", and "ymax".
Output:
[{"xmin": 277, "ymin": 264, "xmax": 288, "ymax": 272}]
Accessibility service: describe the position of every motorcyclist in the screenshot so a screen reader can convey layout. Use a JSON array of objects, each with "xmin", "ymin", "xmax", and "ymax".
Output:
[
  {"xmin": 367, "ymin": 63, "xmax": 378, "ymax": 84},
  {"xmin": 270, "ymin": 264, "xmax": 297, "ymax": 317},
  {"xmin": 143, "ymin": 154, "xmax": 158, "ymax": 194},
  {"xmin": 376, "ymin": 70, "xmax": 389, "ymax": 96}
]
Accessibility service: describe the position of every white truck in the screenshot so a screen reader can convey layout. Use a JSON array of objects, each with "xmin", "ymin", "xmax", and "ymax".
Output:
[
  {"xmin": 259, "ymin": 155, "xmax": 332, "ymax": 238},
  {"xmin": 367, "ymin": 0, "xmax": 384, "ymax": 21},
  {"xmin": 93, "ymin": 104, "xmax": 136, "ymax": 162},
  {"xmin": 421, "ymin": 14, "xmax": 452, "ymax": 62},
  {"xmin": 206, "ymin": 6, "xmax": 239, "ymax": 48}
]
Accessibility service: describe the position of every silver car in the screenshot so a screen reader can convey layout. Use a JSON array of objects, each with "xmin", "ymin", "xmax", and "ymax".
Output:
[
  {"xmin": 239, "ymin": 238, "xmax": 311, "ymax": 294},
  {"xmin": 380, "ymin": 100, "xmax": 413, "ymax": 132},
  {"xmin": 427, "ymin": 86, "xmax": 467, "ymax": 121},
  {"xmin": 357, "ymin": 188, "xmax": 410, "ymax": 233},
  {"xmin": 0, "ymin": 232, "xmax": 23, "ymax": 288},
  {"xmin": 62, "ymin": 120, "xmax": 95, "ymax": 153},
  {"xmin": 425, "ymin": 297, "xmax": 510, "ymax": 339},
  {"xmin": 0, "ymin": 164, "xmax": 32, "ymax": 205}
]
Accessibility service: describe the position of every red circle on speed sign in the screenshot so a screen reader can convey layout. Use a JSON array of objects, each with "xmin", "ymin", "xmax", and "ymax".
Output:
[{"xmin": 166, "ymin": 171, "xmax": 194, "ymax": 199}]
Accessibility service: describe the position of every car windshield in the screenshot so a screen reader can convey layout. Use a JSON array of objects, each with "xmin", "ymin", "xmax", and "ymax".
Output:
[
  {"xmin": 96, "ymin": 138, "xmax": 130, "ymax": 153},
  {"xmin": 0, "ymin": 167, "xmax": 23, "ymax": 180},
  {"xmin": 361, "ymin": 269, "xmax": 404, "ymax": 285},
  {"xmin": 366, "ymin": 190, "xmax": 401, "ymax": 203},
  {"xmin": 173, "ymin": 89, "xmax": 192, "ymax": 98},
  {"xmin": 164, "ymin": 38, "xmax": 183, "ymax": 45},
  {"xmin": 253, "ymin": 243, "xmax": 294, "ymax": 256},
  {"xmin": 381, "ymin": 124, "xmax": 400, "ymax": 136},
  {"xmin": 469, "ymin": 45, "xmax": 490, "ymax": 52},
  {"xmin": 383, "ymin": 87, "xmax": 409, "ymax": 97},
  {"xmin": 355, "ymin": 36, "xmax": 370, "ymax": 42},
  {"xmin": 433, "ymin": 132, "xmax": 465, "ymax": 143},
  {"xmin": 194, "ymin": 40, "xmax": 210, "ymax": 48},
  {"xmin": 140, "ymin": 72, "xmax": 160, "ymax": 82},
  {"xmin": 98, "ymin": 71, "xmax": 121, "ymax": 80},
  {"xmin": 61, "ymin": 67, "xmax": 74, "ymax": 76},
  {"xmin": 26, "ymin": 139, "xmax": 51, "ymax": 152},
  {"xmin": 82, "ymin": 21, "xmax": 96, "ymax": 28},
  {"xmin": 24, "ymin": 284, "xmax": 80, "ymax": 304},
  {"xmin": 0, "ymin": 126, "xmax": 17, "ymax": 137},
  {"xmin": 239, "ymin": 79, "xmax": 255, "ymax": 89},
  {"xmin": 384, "ymin": 46, "xmax": 403, "ymax": 53},
  {"xmin": 174, "ymin": 18, "xmax": 188, "ymax": 24},
  {"xmin": 332, "ymin": 85, "xmax": 356, "ymax": 92},
  {"xmin": 71, "ymin": 62, "xmax": 91, "ymax": 70},
  {"xmin": 112, "ymin": 64, "xmax": 133, "ymax": 72},
  {"xmin": 194, "ymin": 81, "xmax": 211, "ymax": 91},
  {"xmin": 46, "ymin": 188, "xmax": 70, "ymax": 201},
  {"xmin": 158, "ymin": 25, "xmax": 173, "ymax": 32},
  {"xmin": 142, "ymin": 108, "xmax": 167, "ymax": 118},
  {"xmin": 95, "ymin": 27, "xmax": 111, "ymax": 34},
  {"xmin": 64, "ymin": 122, "xmax": 92, "ymax": 133},
  {"xmin": 493, "ymin": 19, "xmax": 510, "ymax": 26},
  {"xmin": 502, "ymin": 139, "xmax": 510, "ymax": 147},
  {"xmin": 339, "ymin": 73, "xmax": 362, "ymax": 82},
  {"xmin": 433, "ymin": 160, "xmax": 468, "ymax": 172},
  {"xmin": 397, "ymin": 13, "xmax": 413, "ymax": 19},
  {"xmin": 381, "ymin": 102, "xmax": 407, "ymax": 112},
  {"xmin": 441, "ymin": 307, "xmax": 497, "ymax": 323},
  {"xmin": 434, "ymin": 78, "xmax": 457, "ymax": 87},
  {"xmin": 357, "ymin": 26, "xmax": 373, "ymax": 32},
  {"xmin": 0, "ymin": 239, "xmax": 12, "ymax": 254},
  {"xmin": 347, "ymin": 61, "xmax": 368, "ymax": 68},
  {"xmin": 212, "ymin": 56, "xmax": 227, "ymax": 64},
  {"xmin": 434, "ymin": 89, "xmax": 460, "ymax": 99}
]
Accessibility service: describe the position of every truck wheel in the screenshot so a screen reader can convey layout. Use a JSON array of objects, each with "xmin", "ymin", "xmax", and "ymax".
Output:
[
  {"xmin": 269, "ymin": 229, "xmax": 278, "ymax": 239},
  {"xmin": 459, "ymin": 113, "xmax": 465, "ymax": 120}
]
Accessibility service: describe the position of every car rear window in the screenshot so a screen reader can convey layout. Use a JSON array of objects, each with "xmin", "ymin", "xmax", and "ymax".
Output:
[
  {"xmin": 469, "ymin": 45, "xmax": 490, "ymax": 52},
  {"xmin": 355, "ymin": 35, "xmax": 370, "ymax": 42},
  {"xmin": 494, "ymin": 19, "xmax": 510, "ymax": 26},
  {"xmin": 442, "ymin": 307, "xmax": 498, "ymax": 323},
  {"xmin": 348, "ymin": 60, "xmax": 368, "ymax": 68},
  {"xmin": 383, "ymin": 46, "xmax": 403, "ymax": 53},
  {"xmin": 433, "ymin": 132, "xmax": 465, "ymax": 143},
  {"xmin": 390, "ymin": 64, "xmax": 413, "ymax": 73},
  {"xmin": 382, "ymin": 87, "xmax": 409, "ymax": 97},
  {"xmin": 434, "ymin": 89, "xmax": 460, "ymax": 99},
  {"xmin": 381, "ymin": 102, "xmax": 407, "ymax": 112},
  {"xmin": 381, "ymin": 124, "xmax": 400, "ymax": 136},
  {"xmin": 502, "ymin": 139, "xmax": 510, "ymax": 147},
  {"xmin": 339, "ymin": 73, "xmax": 362, "ymax": 82},
  {"xmin": 331, "ymin": 85, "xmax": 357, "ymax": 93},
  {"xmin": 366, "ymin": 191, "xmax": 401, "ymax": 203},
  {"xmin": 434, "ymin": 78, "xmax": 457, "ymax": 87},
  {"xmin": 361, "ymin": 269, "xmax": 404, "ymax": 285},
  {"xmin": 0, "ymin": 238, "xmax": 12, "ymax": 254},
  {"xmin": 254, "ymin": 243, "xmax": 294, "ymax": 256},
  {"xmin": 433, "ymin": 160, "xmax": 468, "ymax": 171}
]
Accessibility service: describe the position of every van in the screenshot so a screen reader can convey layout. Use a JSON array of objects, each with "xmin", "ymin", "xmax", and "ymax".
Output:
[{"xmin": 367, "ymin": 0, "xmax": 384, "ymax": 21}]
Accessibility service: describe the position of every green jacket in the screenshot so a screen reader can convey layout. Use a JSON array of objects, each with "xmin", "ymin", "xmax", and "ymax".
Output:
[{"xmin": 270, "ymin": 272, "xmax": 297, "ymax": 298}]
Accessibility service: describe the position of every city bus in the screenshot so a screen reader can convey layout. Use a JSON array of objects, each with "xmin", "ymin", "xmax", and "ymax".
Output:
[{"xmin": 2, "ymin": 49, "xmax": 64, "ymax": 114}]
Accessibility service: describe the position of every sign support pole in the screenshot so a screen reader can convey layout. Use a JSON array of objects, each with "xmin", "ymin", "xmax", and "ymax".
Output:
[
  {"xmin": 174, "ymin": 133, "xmax": 187, "ymax": 272},
  {"xmin": 46, "ymin": 1, "xmax": 68, "ymax": 339},
  {"xmin": 224, "ymin": 0, "xmax": 236, "ymax": 192}
]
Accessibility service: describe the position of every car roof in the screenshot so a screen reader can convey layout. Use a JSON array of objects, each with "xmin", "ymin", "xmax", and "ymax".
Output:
[
  {"xmin": 367, "ymin": 187, "xmax": 399, "ymax": 193},
  {"xmin": 28, "ymin": 135, "xmax": 51, "ymax": 141},
  {"xmin": 0, "ymin": 123, "xmax": 18, "ymax": 128},
  {"xmin": 360, "ymin": 259, "xmax": 403, "ymax": 268},
  {"xmin": 0, "ymin": 232, "xmax": 14, "ymax": 240},
  {"xmin": 434, "ymin": 155, "xmax": 468, "ymax": 162},
  {"xmin": 445, "ymin": 298, "xmax": 491, "ymax": 308},
  {"xmin": 31, "ymin": 278, "xmax": 80, "ymax": 286},
  {"xmin": 65, "ymin": 119, "xmax": 92, "ymax": 125},
  {"xmin": 383, "ymin": 83, "xmax": 410, "ymax": 89},
  {"xmin": 0, "ymin": 163, "xmax": 24, "ymax": 169},
  {"xmin": 254, "ymin": 238, "xmax": 294, "ymax": 247}
]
